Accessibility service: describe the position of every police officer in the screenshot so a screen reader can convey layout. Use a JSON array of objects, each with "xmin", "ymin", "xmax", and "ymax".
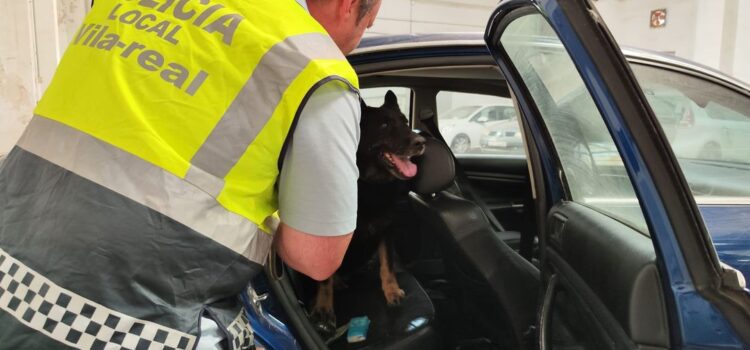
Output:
[{"xmin": 0, "ymin": 0, "xmax": 381, "ymax": 349}]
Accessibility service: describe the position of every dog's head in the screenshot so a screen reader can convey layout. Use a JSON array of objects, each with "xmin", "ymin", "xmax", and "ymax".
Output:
[{"xmin": 358, "ymin": 90, "xmax": 426, "ymax": 183}]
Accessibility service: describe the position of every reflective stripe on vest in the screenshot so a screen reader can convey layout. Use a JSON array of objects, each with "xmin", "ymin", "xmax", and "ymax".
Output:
[
  {"xmin": 17, "ymin": 116, "xmax": 272, "ymax": 262},
  {"xmin": 30, "ymin": 0, "xmax": 359, "ymax": 248}
]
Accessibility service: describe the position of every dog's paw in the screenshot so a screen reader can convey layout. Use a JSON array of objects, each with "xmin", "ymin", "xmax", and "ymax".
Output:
[
  {"xmin": 383, "ymin": 285, "xmax": 406, "ymax": 306},
  {"xmin": 310, "ymin": 308, "xmax": 337, "ymax": 338}
]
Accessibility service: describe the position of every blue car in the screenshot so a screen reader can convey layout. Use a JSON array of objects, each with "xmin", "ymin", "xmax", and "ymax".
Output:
[{"xmin": 240, "ymin": 1, "xmax": 750, "ymax": 349}]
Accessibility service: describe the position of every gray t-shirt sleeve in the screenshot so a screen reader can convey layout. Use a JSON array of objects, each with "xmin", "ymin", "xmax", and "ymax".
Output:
[{"xmin": 278, "ymin": 80, "xmax": 360, "ymax": 236}]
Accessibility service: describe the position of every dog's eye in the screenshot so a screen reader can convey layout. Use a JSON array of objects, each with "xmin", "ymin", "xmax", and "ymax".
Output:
[{"xmin": 380, "ymin": 123, "xmax": 388, "ymax": 129}]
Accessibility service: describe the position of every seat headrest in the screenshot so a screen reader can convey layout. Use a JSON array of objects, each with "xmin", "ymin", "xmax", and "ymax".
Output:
[{"xmin": 413, "ymin": 137, "xmax": 456, "ymax": 196}]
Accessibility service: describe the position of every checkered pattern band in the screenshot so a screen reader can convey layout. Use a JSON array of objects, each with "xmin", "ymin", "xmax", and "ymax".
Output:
[
  {"xmin": 227, "ymin": 309, "xmax": 253, "ymax": 350},
  {"xmin": 0, "ymin": 248, "xmax": 196, "ymax": 349}
]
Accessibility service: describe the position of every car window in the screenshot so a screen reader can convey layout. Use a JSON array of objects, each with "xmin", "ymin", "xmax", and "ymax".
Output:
[
  {"xmin": 436, "ymin": 91, "xmax": 524, "ymax": 157},
  {"xmin": 442, "ymin": 106, "xmax": 480, "ymax": 120},
  {"xmin": 500, "ymin": 13, "xmax": 650, "ymax": 235},
  {"xmin": 630, "ymin": 64, "xmax": 750, "ymax": 201},
  {"xmin": 360, "ymin": 87, "xmax": 412, "ymax": 118}
]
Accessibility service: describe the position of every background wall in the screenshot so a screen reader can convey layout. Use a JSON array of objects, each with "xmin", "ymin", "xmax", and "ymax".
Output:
[
  {"xmin": 594, "ymin": 0, "xmax": 750, "ymax": 84},
  {"xmin": 1, "ymin": 0, "xmax": 90, "ymax": 156},
  {"xmin": 368, "ymin": 0, "xmax": 497, "ymax": 35},
  {"xmin": 591, "ymin": 0, "xmax": 698, "ymax": 57}
]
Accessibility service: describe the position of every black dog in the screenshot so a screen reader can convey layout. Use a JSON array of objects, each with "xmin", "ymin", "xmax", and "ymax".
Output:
[{"xmin": 310, "ymin": 90, "xmax": 426, "ymax": 336}]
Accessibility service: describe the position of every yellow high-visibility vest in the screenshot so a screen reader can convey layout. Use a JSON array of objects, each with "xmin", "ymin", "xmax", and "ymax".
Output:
[{"xmin": 25, "ymin": 0, "xmax": 359, "ymax": 264}]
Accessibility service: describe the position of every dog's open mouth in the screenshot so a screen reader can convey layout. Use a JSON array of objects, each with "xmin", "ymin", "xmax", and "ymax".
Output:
[{"xmin": 383, "ymin": 152, "xmax": 418, "ymax": 179}]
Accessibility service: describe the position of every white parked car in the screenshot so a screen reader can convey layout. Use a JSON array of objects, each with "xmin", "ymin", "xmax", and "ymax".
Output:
[
  {"xmin": 642, "ymin": 83, "xmax": 750, "ymax": 162},
  {"xmin": 565, "ymin": 81, "xmax": 750, "ymax": 162},
  {"xmin": 481, "ymin": 117, "xmax": 523, "ymax": 151},
  {"xmin": 439, "ymin": 104, "xmax": 517, "ymax": 153}
]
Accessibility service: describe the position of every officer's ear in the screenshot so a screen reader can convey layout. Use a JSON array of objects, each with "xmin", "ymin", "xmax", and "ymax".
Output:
[{"xmin": 342, "ymin": 0, "xmax": 357, "ymax": 18}]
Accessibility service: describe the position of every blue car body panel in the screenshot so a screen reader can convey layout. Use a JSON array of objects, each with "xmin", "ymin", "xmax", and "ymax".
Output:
[
  {"xmin": 240, "ymin": 288, "xmax": 301, "ymax": 350},
  {"xmin": 699, "ymin": 205, "xmax": 750, "ymax": 289}
]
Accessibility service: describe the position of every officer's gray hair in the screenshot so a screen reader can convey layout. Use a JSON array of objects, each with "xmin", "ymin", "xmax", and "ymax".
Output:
[
  {"xmin": 310, "ymin": 0, "xmax": 378, "ymax": 23},
  {"xmin": 357, "ymin": 0, "xmax": 379, "ymax": 23}
]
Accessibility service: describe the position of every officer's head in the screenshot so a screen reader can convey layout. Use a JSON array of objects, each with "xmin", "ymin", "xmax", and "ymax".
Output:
[{"xmin": 308, "ymin": 0, "xmax": 382, "ymax": 54}]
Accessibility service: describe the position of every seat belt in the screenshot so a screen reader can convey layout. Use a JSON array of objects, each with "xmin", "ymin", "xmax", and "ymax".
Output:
[{"xmin": 419, "ymin": 109, "xmax": 506, "ymax": 232}]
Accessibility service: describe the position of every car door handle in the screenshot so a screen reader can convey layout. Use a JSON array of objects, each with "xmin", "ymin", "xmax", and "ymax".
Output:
[{"xmin": 549, "ymin": 213, "xmax": 567, "ymax": 246}]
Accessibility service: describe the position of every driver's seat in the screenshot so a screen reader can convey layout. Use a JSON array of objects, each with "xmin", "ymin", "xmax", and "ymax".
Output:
[{"xmin": 409, "ymin": 137, "xmax": 540, "ymax": 349}]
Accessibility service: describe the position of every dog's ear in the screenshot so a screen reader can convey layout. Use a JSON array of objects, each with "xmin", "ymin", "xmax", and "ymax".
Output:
[{"xmin": 382, "ymin": 90, "xmax": 400, "ymax": 112}]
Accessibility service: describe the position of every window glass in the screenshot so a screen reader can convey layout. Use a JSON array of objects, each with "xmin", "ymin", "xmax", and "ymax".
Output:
[
  {"xmin": 500, "ymin": 14, "xmax": 649, "ymax": 234},
  {"xmin": 360, "ymin": 87, "xmax": 412, "ymax": 117},
  {"xmin": 436, "ymin": 91, "xmax": 524, "ymax": 157},
  {"xmin": 631, "ymin": 64, "xmax": 750, "ymax": 201}
]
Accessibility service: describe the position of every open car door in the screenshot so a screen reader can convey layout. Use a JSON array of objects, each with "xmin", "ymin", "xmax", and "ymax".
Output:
[{"xmin": 484, "ymin": 1, "xmax": 750, "ymax": 349}]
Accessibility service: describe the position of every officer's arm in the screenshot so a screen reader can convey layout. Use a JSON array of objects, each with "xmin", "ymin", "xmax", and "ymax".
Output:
[
  {"xmin": 274, "ymin": 223, "xmax": 353, "ymax": 281},
  {"xmin": 276, "ymin": 81, "xmax": 359, "ymax": 281}
]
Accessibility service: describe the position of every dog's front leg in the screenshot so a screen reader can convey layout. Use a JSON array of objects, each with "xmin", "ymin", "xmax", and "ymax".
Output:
[
  {"xmin": 310, "ymin": 277, "xmax": 336, "ymax": 337},
  {"xmin": 378, "ymin": 240, "xmax": 405, "ymax": 305}
]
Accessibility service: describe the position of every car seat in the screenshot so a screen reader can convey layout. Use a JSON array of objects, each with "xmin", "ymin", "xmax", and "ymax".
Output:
[{"xmin": 409, "ymin": 137, "xmax": 540, "ymax": 349}]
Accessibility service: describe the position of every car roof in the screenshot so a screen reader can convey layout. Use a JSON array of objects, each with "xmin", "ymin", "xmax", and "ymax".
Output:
[{"xmin": 354, "ymin": 33, "xmax": 750, "ymax": 93}]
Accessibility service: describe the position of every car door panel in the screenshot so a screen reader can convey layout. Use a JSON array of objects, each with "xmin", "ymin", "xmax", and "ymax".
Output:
[
  {"xmin": 546, "ymin": 202, "xmax": 669, "ymax": 349},
  {"xmin": 486, "ymin": 0, "xmax": 750, "ymax": 347}
]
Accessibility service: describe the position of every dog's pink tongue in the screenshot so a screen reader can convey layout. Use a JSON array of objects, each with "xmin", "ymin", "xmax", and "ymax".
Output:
[{"xmin": 390, "ymin": 154, "xmax": 417, "ymax": 178}]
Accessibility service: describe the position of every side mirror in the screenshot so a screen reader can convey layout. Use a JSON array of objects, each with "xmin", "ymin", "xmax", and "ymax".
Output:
[{"xmin": 476, "ymin": 116, "xmax": 489, "ymax": 123}]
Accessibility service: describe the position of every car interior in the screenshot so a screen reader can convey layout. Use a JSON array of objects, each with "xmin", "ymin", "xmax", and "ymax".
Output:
[{"xmin": 260, "ymin": 43, "xmax": 671, "ymax": 350}]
